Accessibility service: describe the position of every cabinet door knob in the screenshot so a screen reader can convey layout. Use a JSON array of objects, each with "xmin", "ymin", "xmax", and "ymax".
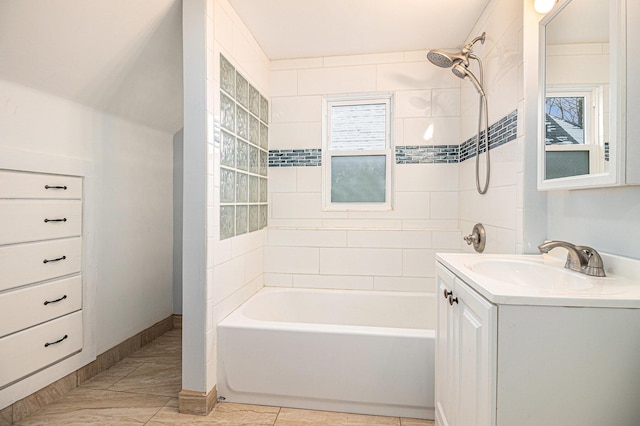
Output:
[
  {"xmin": 449, "ymin": 295, "xmax": 459, "ymax": 306},
  {"xmin": 444, "ymin": 289, "xmax": 453, "ymax": 299}
]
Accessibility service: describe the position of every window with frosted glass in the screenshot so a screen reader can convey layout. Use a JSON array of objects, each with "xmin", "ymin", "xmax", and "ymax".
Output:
[
  {"xmin": 322, "ymin": 94, "xmax": 393, "ymax": 210},
  {"xmin": 331, "ymin": 156, "xmax": 386, "ymax": 202}
]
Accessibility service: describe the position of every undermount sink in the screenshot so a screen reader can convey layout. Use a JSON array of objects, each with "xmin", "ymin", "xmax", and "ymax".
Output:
[{"xmin": 466, "ymin": 258, "xmax": 595, "ymax": 291}]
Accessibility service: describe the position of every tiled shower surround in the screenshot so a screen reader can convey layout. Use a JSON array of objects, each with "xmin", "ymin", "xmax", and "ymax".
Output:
[
  {"xmin": 219, "ymin": 54, "xmax": 269, "ymax": 239},
  {"xmin": 268, "ymin": 110, "xmax": 517, "ymax": 167}
]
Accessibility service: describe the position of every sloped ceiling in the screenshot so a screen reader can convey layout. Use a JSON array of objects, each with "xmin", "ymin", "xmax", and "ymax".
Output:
[
  {"xmin": 227, "ymin": 0, "xmax": 492, "ymax": 60},
  {"xmin": 0, "ymin": 0, "xmax": 183, "ymax": 134},
  {"xmin": 0, "ymin": 0, "xmax": 493, "ymax": 134}
]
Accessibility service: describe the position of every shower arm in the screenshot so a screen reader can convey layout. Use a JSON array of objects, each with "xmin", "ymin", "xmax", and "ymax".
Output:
[{"xmin": 464, "ymin": 32, "xmax": 486, "ymax": 53}]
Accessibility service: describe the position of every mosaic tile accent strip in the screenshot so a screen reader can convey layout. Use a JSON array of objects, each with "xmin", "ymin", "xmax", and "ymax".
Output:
[
  {"xmin": 267, "ymin": 110, "xmax": 518, "ymax": 167},
  {"xmin": 459, "ymin": 110, "xmax": 518, "ymax": 162},
  {"xmin": 395, "ymin": 145, "xmax": 459, "ymax": 164},
  {"xmin": 604, "ymin": 141, "xmax": 610, "ymax": 162},
  {"xmin": 219, "ymin": 54, "xmax": 268, "ymax": 240},
  {"xmin": 269, "ymin": 149, "xmax": 322, "ymax": 167}
]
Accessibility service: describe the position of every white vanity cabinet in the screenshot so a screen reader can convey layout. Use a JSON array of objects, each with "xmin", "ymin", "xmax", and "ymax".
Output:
[
  {"xmin": 0, "ymin": 170, "xmax": 83, "ymax": 389},
  {"xmin": 435, "ymin": 263, "xmax": 496, "ymax": 426},
  {"xmin": 436, "ymin": 256, "xmax": 640, "ymax": 426}
]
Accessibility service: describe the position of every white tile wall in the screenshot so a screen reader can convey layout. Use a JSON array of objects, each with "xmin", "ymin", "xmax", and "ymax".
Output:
[
  {"xmin": 269, "ymin": 122, "xmax": 322, "ymax": 150},
  {"xmin": 264, "ymin": 246, "xmax": 320, "ymax": 274},
  {"xmin": 297, "ymin": 65, "xmax": 377, "ymax": 95},
  {"xmin": 266, "ymin": 49, "xmax": 468, "ymax": 295},
  {"xmin": 265, "ymin": 0, "xmax": 527, "ymax": 297},
  {"xmin": 403, "ymin": 117, "xmax": 460, "ymax": 146},
  {"xmin": 374, "ymin": 276, "xmax": 435, "ymax": 293},
  {"xmin": 320, "ymin": 248, "xmax": 403, "ymax": 276},
  {"xmin": 271, "ymin": 96, "xmax": 322, "ymax": 123},
  {"xmin": 456, "ymin": 0, "xmax": 524, "ymax": 255},
  {"xmin": 293, "ymin": 274, "xmax": 374, "ymax": 291}
]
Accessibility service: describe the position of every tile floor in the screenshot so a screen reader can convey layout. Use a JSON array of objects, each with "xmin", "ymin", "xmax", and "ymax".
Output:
[{"xmin": 13, "ymin": 328, "xmax": 434, "ymax": 425}]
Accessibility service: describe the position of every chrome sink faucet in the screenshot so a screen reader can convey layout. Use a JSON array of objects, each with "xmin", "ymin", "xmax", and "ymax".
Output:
[{"xmin": 538, "ymin": 241, "xmax": 606, "ymax": 277}]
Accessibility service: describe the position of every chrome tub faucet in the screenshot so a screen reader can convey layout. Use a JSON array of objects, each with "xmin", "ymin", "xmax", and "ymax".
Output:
[{"xmin": 538, "ymin": 240, "xmax": 606, "ymax": 277}]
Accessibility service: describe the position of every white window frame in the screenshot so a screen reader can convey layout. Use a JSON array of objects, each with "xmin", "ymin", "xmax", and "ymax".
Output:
[
  {"xmin": 545, "ymin": 85, "xmax": 605, "ymax": 173},
  {"xmin": 321, "ymin": 93, "xmax": 394, "ymax": 211}
]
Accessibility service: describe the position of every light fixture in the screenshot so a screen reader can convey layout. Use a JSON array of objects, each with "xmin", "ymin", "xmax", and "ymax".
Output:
[{"xmin": 534, "ymin": 0, "xmax": 557, "ymax": 13}]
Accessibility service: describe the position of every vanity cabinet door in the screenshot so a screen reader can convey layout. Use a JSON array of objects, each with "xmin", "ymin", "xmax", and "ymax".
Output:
[
  {"xmin": 435, "ymin": 264, "xmax": 457, "ymax": 426},
  {"xmin": 454, "ymin": 278, "xmax": 497, "ymax": 426},
  {"xmin": 435, "ymin": 262, "xmax": 497, "ymax": 426}
]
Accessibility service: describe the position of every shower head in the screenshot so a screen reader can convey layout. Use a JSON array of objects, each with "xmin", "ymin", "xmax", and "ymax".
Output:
[
  {"xmin": 452, "ymin": 63, "xmax": 485, "ymax": 96},
  {"xmin": 427, "ymin": 32, "xmax": 486, "ymax": 69},
  {"xmin": 426, "ymin": 49, "xmax": 469, "ymax": 68}
]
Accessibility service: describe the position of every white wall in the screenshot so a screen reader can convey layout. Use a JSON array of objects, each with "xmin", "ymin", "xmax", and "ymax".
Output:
[
  {"xmin": 458, "ymin": 0, "xmax": 526, "ymax": 254},
  {"xmin": 173, "ymin": 128, "xmax": 184, "ymax": 314},
  {"xmin": 181, "ymin": 0, "xmax": 208, "ymax": 394},
  {"xmin": 266, "ymin": 52, "xmax": 462, "ymax": 294},
  {"xmin": 0, "ymin": 78, "xmax": 174, "ymax": 406}
]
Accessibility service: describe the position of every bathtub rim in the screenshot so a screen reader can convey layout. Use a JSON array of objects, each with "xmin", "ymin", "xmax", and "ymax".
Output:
[{"xmin": 218, "ymin": 286, "xmax": 436, "ymax": 339}]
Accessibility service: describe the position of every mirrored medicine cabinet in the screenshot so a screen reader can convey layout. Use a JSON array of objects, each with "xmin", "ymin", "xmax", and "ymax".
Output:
[{"xmin": 537, "ymin": 0, "xmax": 636, "ymax": 190}]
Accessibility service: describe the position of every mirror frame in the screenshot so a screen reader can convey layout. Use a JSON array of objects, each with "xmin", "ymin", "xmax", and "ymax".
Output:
[{"xmin": 537, "ymin": 0, "xmax": 627, "ymax": 190}]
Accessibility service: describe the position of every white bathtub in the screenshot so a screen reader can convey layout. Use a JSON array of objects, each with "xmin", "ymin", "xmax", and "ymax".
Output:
[{"xmin": 217, "ymin": 287, "xmax": 435, "ymax": 419}]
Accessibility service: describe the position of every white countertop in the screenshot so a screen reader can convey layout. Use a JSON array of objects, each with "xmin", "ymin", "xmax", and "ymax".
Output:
[{"xmin": 436, "ymin": 252, "xmax": 640, "ymax": 308}]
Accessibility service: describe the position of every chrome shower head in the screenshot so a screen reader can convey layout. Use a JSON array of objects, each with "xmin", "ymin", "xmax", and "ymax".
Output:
[
  {"xmin": 427, "ymin": 32, "xmax": 486, "ymax": 69},
  {"xmin": 452, "ymin": 63, "xmax": 485, "ymax": 96},
  {"xmin": 426, "ymin": 49, "xmax": 469, "ymax": 68}
]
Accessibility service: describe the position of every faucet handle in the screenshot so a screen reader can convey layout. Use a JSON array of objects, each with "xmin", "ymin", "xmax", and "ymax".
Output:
[{"xmin": 576, "ymin": 246, "xmax": 606, "ymax": 277}]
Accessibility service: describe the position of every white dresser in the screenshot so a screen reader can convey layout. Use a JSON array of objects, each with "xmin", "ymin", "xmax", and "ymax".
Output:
[{"xmin": 0, "ymin": 170, "xmax": 83, "ymax": 389}]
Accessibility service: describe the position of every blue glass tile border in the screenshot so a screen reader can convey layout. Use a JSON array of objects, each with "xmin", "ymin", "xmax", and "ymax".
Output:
[
  {"xmin": 459, "ymin": 110, "xmax": 518, "ymax": 162},
  {"xmin": 268, "ymin": 110, "xmax": 517, "ymax": 167},
  {"xmin": 269, "ymin": 149, "xmax": 322, "ymax": 167},
  {"xmin": 395, "ymin": 145, "xmax": 459, "ymax": 164}
]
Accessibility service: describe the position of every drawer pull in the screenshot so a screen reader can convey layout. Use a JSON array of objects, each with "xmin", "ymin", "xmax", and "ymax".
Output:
[
  {"xmin": 44, "ymin": 185, "xmax": 68, "ymax": 190},
  {"xmin": 44, "ymin": 218, "xmax": 67, "ymax": 223},
  {"xmin": 43, "ymin": 255, "xmax": 66, "ymax": 264},
  {"xmin": 44, "ymin": 334, "xmax": 68, "ymax": 347},
  {"xmin": 44, "ymin": 295, "xmax": 68, "ymax": 305}
]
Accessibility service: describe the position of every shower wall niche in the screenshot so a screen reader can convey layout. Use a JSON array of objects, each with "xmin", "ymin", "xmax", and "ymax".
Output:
[{"xmin": 219, "ymin": 54, "xmax": 269, "ymax": 240}]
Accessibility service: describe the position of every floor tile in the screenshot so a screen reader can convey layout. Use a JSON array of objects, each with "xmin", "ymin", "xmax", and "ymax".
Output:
[
  {"xmin": 12, "ymin": 388, "xmax": 170, "ymax": 426},
  {"xmin": 107, "ymin": 362, "xmax": 181, "ymax": 397},
  {"xmin": 400, "ymin": 418, "xmax": 435, "ymax": 425},
  {"xmin": 274, "ymin": 407, "xmax": 401, "ymax": 425},
  {"xmin": 0, "ymin": 405, "xmax": 12, "ymax": 425},
  {"xmin": 147, "ymin": 402, "xmax": 279, "ymax": 425},
  {"xmin": 126, "ymin": 332, "xmax": 181, "ymax": 366},
  {"xmin": 80, "ymin": 358, "xmax": 146, "ymax": 390}
]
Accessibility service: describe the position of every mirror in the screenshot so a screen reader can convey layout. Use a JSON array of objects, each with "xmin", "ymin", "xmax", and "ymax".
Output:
[{"xmin": 538, "ymin": 0, "xmax": 626, "ymax": 190}]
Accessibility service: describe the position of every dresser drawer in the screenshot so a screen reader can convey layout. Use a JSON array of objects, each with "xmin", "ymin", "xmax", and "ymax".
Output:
[
  {"xmin": 0, "ymin": 170, "xmax": 82, "ymax": 199},
  {"xmin": 0, "ymin": 237, "xmax": 81, "ymax": 292},
  {"xmin": 0, "ymin": 310, "xmax": 82, "ymax": 389},
  {"xmin": 0, "ymin": 276, "xmax": 82, "ymax": 338},
  {"xmin": 0, "ymin": 201, "xmax": 82, "ymax": 245}
]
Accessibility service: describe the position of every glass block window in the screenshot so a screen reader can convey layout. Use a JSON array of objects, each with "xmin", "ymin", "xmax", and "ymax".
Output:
[
  {"xmin": 322, "ymin": 94, "xmax": 393, "ymax": 210},
  {"xmin": 219, "ymin": 54, "xmax": 268, "ymax": 240}
]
